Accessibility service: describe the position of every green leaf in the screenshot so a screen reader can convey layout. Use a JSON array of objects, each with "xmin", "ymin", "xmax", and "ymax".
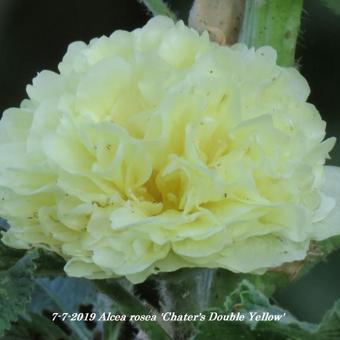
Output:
[
  {"xmin": 192, "ymin": 311, "xmax": 257, "ymax": 340},
  {"xmin": 193, "ymin": 280, "xmax": 316, "ymax": 339},
  {"xmin": 0, "ymin": 242, "xmax": 25, "ymax": 272},
  {"xmin": 248, "ymin": 272, "xmax": 290, "ymax": 297},
  {"xmin": 208, "ymin": 269, "xmax": 243, "ymax": 309},
  {"xmin": 0, "ymin": 251, "xmax": 38, "ymax": 336},
  {"xmin": 34, "ymin": 249, "xmax": 65, "ymax": 277},
  {"xmin": 138, "ymin": 0, "xmax": 176, "ymax": 20},
  {"xmin": 208, "ymin": 269, "xmax": 290, "ymax": 311},
  {"xmin": 225, "ymin": 280, "xmax": 340, "ymax": 339},
  {"xmin": 0, "ymin": 241, "xmax": 65, "ymax": 276},
  {"xmin": 194, "ymin": 280, "xmax": 340, "ymax": 339},
  {"xmin": 3, "ymin": 314, "xmax": 69, "ymax": 340},
  {"xmin": 95, "ymin": 279, "xmax": 170, "ymax": 340},
  {"xmin": 317, "ymin": 235, "xmax": 340, "ymax": 255},
  {"xmin": 102, "ymin": 307, "xmax": 124, "ymax": 340},
  {"xmin": 32, "ymin": 277, "xmax": 94, "ymax": 340},
  {"xmin": 103, "ymin": 322, "xmax": 123, "ymax": 340},
  {"xmin": 320, "ymin": 0, "xmax": 340, "ymax": 15},
  {"xmin": 30, "ymin": 277, "xmax": 97, "ymax": 315},
  {"xmin": 95, "ymin": 293, "xmax": 124, "ymax": 340},
  {"xmin": 225, "ymin": 280, "xmax": 316, "ymax": 338},
  {"xmin": 30, "ymin": 277, "xmax": 129, "ymax": 339},
  {"xmin": 317, "ymin": 300, "xmax": 340, "ymax": 339}
]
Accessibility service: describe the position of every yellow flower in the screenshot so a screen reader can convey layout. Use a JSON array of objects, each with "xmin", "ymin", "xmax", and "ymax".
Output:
[{"xmin": 0, "ymin": 16, "xmax": 339, "ymax": 283}]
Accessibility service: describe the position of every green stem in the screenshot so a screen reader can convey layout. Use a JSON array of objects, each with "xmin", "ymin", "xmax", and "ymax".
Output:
[
  {"xmin": 158, "ymin": 269, "xmax": 214, "ymax": 339},
  {"xmin": 239, "ymin": 0, "xmax": 304, "ymax": 66},
  {"xmin": 138, "ymin": 0, "xmax": 176, "ymax": 20},
  {"xmin": 94, "ymin": 279, "xmax": 170, "ymax": 340}
]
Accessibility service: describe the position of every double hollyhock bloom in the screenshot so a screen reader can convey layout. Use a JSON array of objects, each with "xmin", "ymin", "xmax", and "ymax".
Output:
[{"xmin": 0, "ymin": 17, "xmax": 338, "ymax": 283}]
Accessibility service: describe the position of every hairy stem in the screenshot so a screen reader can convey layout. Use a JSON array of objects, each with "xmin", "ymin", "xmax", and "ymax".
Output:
[
  {"xmin": 158, "ymin": 269, "xmax": 214, "ymax": 339},
  {"xmin": 239, "ymin": 0, "xmax": 304, "ymax": 66},
  {"xmin": 94, "ymin": 279, "xmax": 170, "ymax": 340}
]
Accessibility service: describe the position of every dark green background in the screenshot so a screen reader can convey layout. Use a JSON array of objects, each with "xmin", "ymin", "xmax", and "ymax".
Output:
[{"xmin": 0, "ymin": 0, "xmax": 339, "ymax": 323}]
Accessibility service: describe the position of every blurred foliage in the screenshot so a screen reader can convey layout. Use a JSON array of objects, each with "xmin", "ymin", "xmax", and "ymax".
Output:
[
  {"xmin": 194, "ymin": 280, "xmax": 340, "ymax": 340},
  {"xmin": 0, "ymin": 251, "xmax": 38, "ymax": 336},
  {"xmin": 320, "ymin": 0, "xmax": 340, "ymax": 16}
]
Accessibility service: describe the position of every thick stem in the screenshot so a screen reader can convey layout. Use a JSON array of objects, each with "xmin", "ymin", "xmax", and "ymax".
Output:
[
  {"xmin": 239, "ymin": 0, "xmax": 304, "ymax": 66},
  {"xmin": 94, "ymin": 279, "xmax": 170, "ymax": 340},
  {"xmin": 158, "ymin": 269, "xmax": 214, "ymax": 339}
]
